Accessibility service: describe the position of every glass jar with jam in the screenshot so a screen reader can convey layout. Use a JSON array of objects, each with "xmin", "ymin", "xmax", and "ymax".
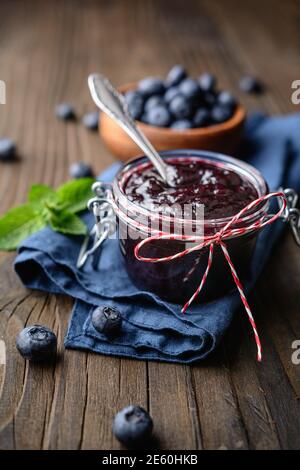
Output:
[{"xmin": 109, "ymin": 150, "xmax": 268, "ymax": 303}]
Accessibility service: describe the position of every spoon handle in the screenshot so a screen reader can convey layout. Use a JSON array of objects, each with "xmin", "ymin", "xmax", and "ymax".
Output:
[{"xmin": 88, "ymin": 74, "xmax": 169, "ymax": 182}]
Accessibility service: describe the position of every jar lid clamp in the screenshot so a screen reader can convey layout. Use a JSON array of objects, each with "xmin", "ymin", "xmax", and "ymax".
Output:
[{"xmin": 76, "ymin": 182, "xmax": 116, "ymax": 269}]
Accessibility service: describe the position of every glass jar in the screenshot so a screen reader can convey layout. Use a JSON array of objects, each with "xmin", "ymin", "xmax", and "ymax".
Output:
[{"xmin": 112, "ymin": 150, "xmax": 268, "ymax": 303}]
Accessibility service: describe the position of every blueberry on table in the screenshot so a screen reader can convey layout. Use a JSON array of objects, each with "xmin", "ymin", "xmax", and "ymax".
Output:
[
  {"xmin": 171, "ymin": 119, "xmax": 192, "ymax": 130},
  {"xmin": 16, "ymin": 325, "xmax": 57, "ymax": 362},
  {"xmin": 0, "ymin": 138, "xmax": 16, "ymax": 161},
  {"xmin": 217, "ymin": 90, "xmax": 237, "ymax": 110},
  {"xmin": 198, "ymin": 72, "xmax": 216, "ymax": 92},
  {"xmin": 82, "ymin": 111, "xmax": 99, "ymax": 130},
  {"xmin": 211, "ymin": 105, "xmax": 233, "ymax": 124},
  {"xmin": 138, "ymin": 77, "xmax": 165, "ymax": 97},
  {"xmin": 169, "ymin": 94, "xmax": 192, "ymax": 119},
  {"xmin": 193, "ymin": 108, "xmax": 211, "ymax": 127},
  {"xmin": 146, "ymin": 105, "xmax": 171, "ymax": 127},
  {"xmin": 179, "ymin": 78, "xmax": 201, "ymax": 100},
  {"xmin": 69, "ymin": 162, "xmax": 94, "ymax": 179},
  {"xmin": 164, "ymin": 86, "xmax": 180, "ymax": 104},
  {"xmin": 55, "ymin": 103, "xmax": 76, "ymax": 120},
  {"xmin": 113, "ymin": 405, "xmax": 153, "ymax": 448},
  {"xmin": 92, "ymin": 305, "xmax": 122, "ymax": 335},
  {"xmin": 144, "ymin": 95, "xmax": 164, "ymax": 113},
  {"xmin": 166, "ymin": 64, "xmax": 187, "ymax": 86},
  {"xmin": 124, "ymin": 90, "xmax": 144, "ymax": 120},
  {"xmin": 239, "ymin": 76, "xmax": 264, "ymax": 94}
]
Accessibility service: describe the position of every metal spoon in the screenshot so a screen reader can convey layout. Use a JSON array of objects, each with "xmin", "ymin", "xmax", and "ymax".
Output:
[{"xmin": 88, "ymin": 73, "xmax": 175, "ymax": 185}]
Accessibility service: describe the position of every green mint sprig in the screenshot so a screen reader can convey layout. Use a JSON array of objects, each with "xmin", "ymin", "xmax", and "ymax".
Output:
[{"xmin": 0, "ymin": 177, "xmax": 95, "ymax": 251}]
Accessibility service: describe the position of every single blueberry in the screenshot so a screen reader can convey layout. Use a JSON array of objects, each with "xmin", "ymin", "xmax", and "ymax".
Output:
[
  {"xmin": 169, "ymin": 94, "xmax": 192, "ymax": 119},
  {"xmin": 124, "ymin": 90, "xmax": 143, "ymax": 106},
  {"xmin": 239, "ymin": 76, "xmax": 264, "ymax": 94},
  {"xmin": 193, "ymin": 108, "xmax": 211, "ymax": 127},
  {"xmin": 16, "ymin": 325, "xmax": 57, "ymax": 362},
  {"xmin": 166, "ymin": 65, "xmax": 187, "ymax": 86},
  {"xmin": 146, "ymin": 105, "xmax": 171, "ymax": 127},
  {"xmin": 124, "ymin": 90, "xmax": 144, "ymax": 120},
  {"xmin": 211, "ymin": 105, "xmax": 233, "ymax": 124},
  {"xmin": 69, "ymin": 162, "xmax": 94, "ymax": 179},
  {"xmin": 138, "ymin": 77, "xmax": 165, "ymax": 97},
  {"xmin": 140, "ymin": 113, "xmax": 149, "ymax": 124},
  {"xmin": 179, "ymin": 78, "xmax": 201, "ymax": 100},
  {"xmin": 92, "ymin": 305, "xmax": 122, "ymax": 335},
  {"xmin": 171, "ymin": 119, "xmax": 192, "ymax": 130},
  {"xmin": 55, "ymin": 103, "xmax": 76, "ymax": 120},
  {"xmin": 198, "ymin": 73, "xmax": 216, "ymax": 92},
  {"xmin": 203, "ymin": 91, "xmax": 217, "ymax": 107},
  {"xmin": 164, "ymin": 86, "xmax": 180, "ymax": 104},
  {"xmin": 82, "ymin": 111, "xmax": 99, "ymax": 131},
  {"xmin": 144, "ymin": 95, "xmax": 164, "ymax": 113},
  {"xmin": 113, "ymin": 405, "xmax": 153, "ymax": 448},
  {"xmin": 0, "ymin": 138, "xmax": 16, "ymax": 161},
  {"xmin": 217, "ymin": 91, "xmax": 237, "ymax": 110}
]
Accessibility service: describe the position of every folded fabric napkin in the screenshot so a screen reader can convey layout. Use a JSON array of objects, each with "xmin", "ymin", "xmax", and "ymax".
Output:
[{"xmin": 15, "ymin": 113, "xmax": 300, "ymax": 363}]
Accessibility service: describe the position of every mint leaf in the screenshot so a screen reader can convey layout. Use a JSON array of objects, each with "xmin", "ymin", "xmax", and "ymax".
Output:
[
  {"xmin": 0, "ymin": 204, "xmax": 46, "ymax": 251},
  {"xmin": 46, "ymin": 206, "xmax": 87, "ymax": 236},
  {"xmin": 56, "ymin": 177, "xmax": 94, "ymax": 213},
  {"xmin": 29, "ymin": 184, "xmax": 58, "ymax": 205},
  {"xmin": 0, "ymin": 178, "xmax": 93, "ymax": 251}
]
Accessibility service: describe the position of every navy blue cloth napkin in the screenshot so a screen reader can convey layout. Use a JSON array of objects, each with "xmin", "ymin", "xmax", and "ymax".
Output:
[{"xmin": 14, "ymin": 113, "xmax": 300, "ymax": 363}]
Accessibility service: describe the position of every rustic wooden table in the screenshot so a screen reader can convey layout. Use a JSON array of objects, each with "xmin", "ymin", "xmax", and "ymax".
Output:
[{"xmin": 0, "ymin": 0, "xmax": 300, "ymax": 450}]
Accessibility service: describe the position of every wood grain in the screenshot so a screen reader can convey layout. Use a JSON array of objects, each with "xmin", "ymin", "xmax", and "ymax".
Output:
[{"xmin": 0, "ymin": 0, "xmax": 300, "ymax": 450}]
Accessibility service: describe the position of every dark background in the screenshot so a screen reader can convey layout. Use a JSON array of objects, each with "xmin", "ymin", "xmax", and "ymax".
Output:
[{"xmin": 0, "ymin": 0, "xmax": 300, "ymax": 450}]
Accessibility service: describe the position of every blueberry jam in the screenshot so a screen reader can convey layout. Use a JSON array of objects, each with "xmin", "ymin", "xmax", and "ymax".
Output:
[
  {"xmin": 123, "ymin": 159, "xmax": 258, "ymax": 219},
  {"xmin": 117, "ymin": 153, "xmax": 266, "ymax": 303}
]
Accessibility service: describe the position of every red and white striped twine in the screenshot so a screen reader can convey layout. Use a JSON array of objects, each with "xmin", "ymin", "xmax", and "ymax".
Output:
[
  {"xmin": 131, "ymin": 191, "xmax": 287, "ymax": 362},
  {"xmin": 110, "ymin": 188, "xmax": 286, "ymax": 361}
]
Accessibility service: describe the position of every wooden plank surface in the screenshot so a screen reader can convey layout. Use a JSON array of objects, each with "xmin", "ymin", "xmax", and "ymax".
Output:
[{"xmin": 0, "ymin": 0, "xmax": 300, "ymax": 450}]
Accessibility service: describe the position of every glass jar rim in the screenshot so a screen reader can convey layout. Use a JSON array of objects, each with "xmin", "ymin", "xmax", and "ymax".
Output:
[{"xmin": 112, "ymin": 149, "xmax": 269, "ymax": 231}]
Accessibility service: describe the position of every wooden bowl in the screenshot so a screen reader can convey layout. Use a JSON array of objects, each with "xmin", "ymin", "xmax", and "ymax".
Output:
[{"xmin": 100, "ymin": 83, "xmax": 246, "ymax": 161}]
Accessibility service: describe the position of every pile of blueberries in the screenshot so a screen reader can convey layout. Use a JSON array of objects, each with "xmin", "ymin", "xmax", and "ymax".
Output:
[{"xmin": 125, "ymin": 65, "xmax": 240, "ymax": 130}]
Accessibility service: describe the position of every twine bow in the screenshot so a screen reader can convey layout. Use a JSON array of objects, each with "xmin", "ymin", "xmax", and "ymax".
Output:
[{"xmin": 134, "ymin": 192, "xmax": 287, "ymax": 362}]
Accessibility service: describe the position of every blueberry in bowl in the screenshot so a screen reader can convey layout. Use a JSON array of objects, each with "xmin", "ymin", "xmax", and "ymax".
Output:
[
  {"xmin": 211, "ymin": 104, "xmax": 234, "ymax": 124},
  {"xmin": 169, "ymin": 94, "xmax": 193, "ymax": 120},
  {"xmin": 166, "ymin": 64, "xmax": 187, "ymax": 87},
  {"xmin": 164, "ymin": 85, "xmax": 181, "ymax": 104},
  {"xmin": 193, "ymin": 108, "xmax": 211, "ymax": 127},
  {"xmin": 137, "ymin": 77, "xmax": 165, "ymax": 97},
  {"xmin": 145, "ymin": 105, "xmax": 172, "ymax": 127},
  {"xmin": 125, "ymin": 67, "xmax": 239, "ymax": 129},
  {"xmin": 171, "ymin": 119, "xmax": 193, "ymax": 129},
  {"xmin": 178, "ymin": 78, "xmax": 202, "ymax": 100},
  {"xmin": 198, "ymin": 72, "xmax": 216, "ymax": 92},
  {"xmin": 144, "ymin": 95, "xmax": 165, "ymax": 112},
  {"xmin": 99, "ymin": 66, "xmax": 246, "ymax": 160}
]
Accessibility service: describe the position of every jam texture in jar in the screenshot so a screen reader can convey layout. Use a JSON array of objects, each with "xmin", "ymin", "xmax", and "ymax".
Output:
[
  {"xmin": 114, "ymin": 150, "xmax": 268, "ymax": 303},
  {"xmin": 124, "ymin": 158, "xmax": 258, "ymax": 219}
]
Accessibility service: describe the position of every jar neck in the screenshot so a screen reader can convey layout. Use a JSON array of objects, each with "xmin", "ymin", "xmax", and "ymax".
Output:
[{"xmin": 113, "ymin": 152, "xmax": 268, "ymax": 237}]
